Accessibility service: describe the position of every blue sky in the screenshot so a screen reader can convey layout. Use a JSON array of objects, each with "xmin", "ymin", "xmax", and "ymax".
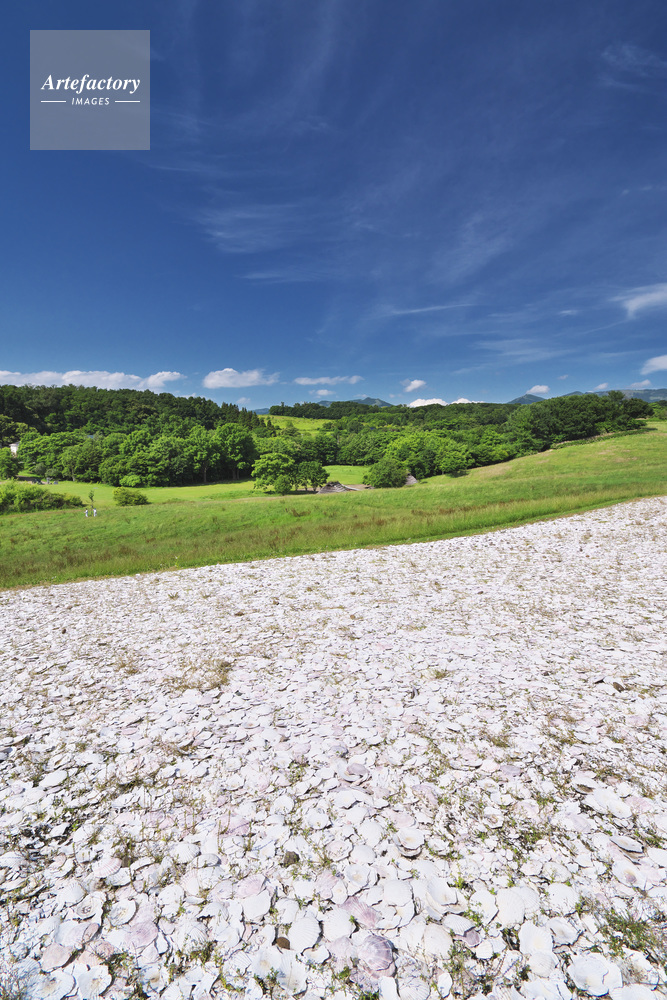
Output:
[{"xmin": 3, "ymin": 0, "xmax": 667, "ymax": 408}]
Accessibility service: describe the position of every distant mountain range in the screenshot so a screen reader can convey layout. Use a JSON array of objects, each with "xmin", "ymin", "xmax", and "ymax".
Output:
[
  {"xmin": 253, "ymin": 396, "xmax": 392, "ymax": 414},
  {"xmin": 255, "ymin": 387, "xmax": 667, "ymax": 414},
  {"xmin": 508, "ymin": 388, "xmax": 667, "ymax": 405}
]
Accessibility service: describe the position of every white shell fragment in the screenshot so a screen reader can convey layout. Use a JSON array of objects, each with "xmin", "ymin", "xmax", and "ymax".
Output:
[
  {"xmin": 569, "ymin": 956, "xmax": 623, "ymax": 996},
  {"xmin": 393, "ymin": 827, "xmax": 425, "ymax": 857},
  {"xmin": 288, "ymin": 915, "xmax": 320, "ymax": 953}
]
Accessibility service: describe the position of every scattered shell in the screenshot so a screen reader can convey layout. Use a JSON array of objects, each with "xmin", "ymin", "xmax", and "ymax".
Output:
[
  {"xmin": 425, "ymin": 877, "xmax": 458, "ymax": 916},
  {"xmin": 468, "ymin": 888, "xmax": 497, "ymax": 924},
  {"xmin": 125, "ymin": 921, "xmax": 158, "ymax": 950},
  {"xmin": 422, "ymin": 923, "xmax": 453, "ymax": 959},
  {"xmin": 323, "ymin": 907, "xmax": 355, "ymax": 941},
  {"xmin": 569, "ymin": 955, "xmax": 623, "ymax": 996},
  {"xmin": 519, "ymin": 921, "xmax": 554, "ymax": 956},
  {"xmin": 383, "ymin": 879, "xmax": 413, "ymax": 907},
  {"xmin": 340, "ymin": 762, "xmax": 370, "ymax": 784},
  {"xmin": 39, "ymin": 972, "xmax": 75, "ymax": 1000},
  {"xmin": 91, "ymin": 856, "xmax": 121, "ymax": 878},
  {"xmin": 393, "ymin": 828, "xmax": 425, "ymax": 857},
  {"xmin": 358, "ymin": 934, "xmax": 394, "ymax": 973},
  {"xmin": 55, "ymin": 878, "xmax": 86, "ymax": 905},
  {"xmin": 306, "ymin": 809, "xmax": 330, "ymax": 829},
  {"xmin": 73, "ymin": 892, "xmax": 104, "ymax": 921},
  {"xmin": 548, "ymin": 917, "xmax": 581, "ymax": 946},
  {"xmin": 495, "ymin": 888, "xmax": 526, "ymax": 927},
  {"xmin": 173, "ymin": 918, "xmax": 208, "ymax": 951},
  {"xmin": 585, "ymin": 788, "xmax": 631, "ymax": 819},
  {"xmin": 157, "ymin": 883, "xmax": 185, "ymax": 916},
  {"xmin": 288, "ymin": 915, "xmax": 320, "ymax": 953},
  {"xmin": 612, "ymin": 858, "xmax": 648, "ymax": 889},
  {"xmin": 109, "ymin": 898, "xmax": 137, "ymax": 926},
  {"xmin": 243, "ymin": 890, "xmax": 272, "ymax": 922},
  {"xmin": 397, "ymin": 979, "xmax": 430, "ymax": 1000},
  {"xmin": 610, "ymin": 835, "xmax": 643, "ymax": 853},
  {"xmin": 546, "ymin": 883, "xmax": 577, "ymax": 914},
  {"xmin": 169, "ymin": 841, "xmax": 200, "ymax": 863},
  {"xmin": 443, "ymin": 914, "xmax": 475, "ymax": 935},
  {"xmin": 73, "ymin": 968, "xmax": 112, "ymax": 1000},
  {"xmin": 276, "ymin": 953, "xmax": 308, "ymax": 995}
]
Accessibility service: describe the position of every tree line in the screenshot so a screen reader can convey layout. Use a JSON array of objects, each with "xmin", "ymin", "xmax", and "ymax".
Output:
[{"xmin": 0, "ymin": 385, "xmax": 654, "ymax": 490}]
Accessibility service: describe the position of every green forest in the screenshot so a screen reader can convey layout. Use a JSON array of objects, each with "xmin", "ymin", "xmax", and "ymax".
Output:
[{"xmin": 0, "ymin": 383, "xmax": 659, "ymax": 491}]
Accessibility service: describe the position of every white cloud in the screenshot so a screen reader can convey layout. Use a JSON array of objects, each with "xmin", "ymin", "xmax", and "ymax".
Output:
[
  {"xmin": 312, "ymin": 389, "xmax": 335, "ymax": 397},
  {"xmin": 527, "ymin": 385, "xmax": 549, "ymax": 395},
  {"xmin": 401, "ymin": 379, "xmax": 426, "ymax": 393},
  {"xmin": 641, "ymin": 354, "xmax": 667, "ymax": 375},
  {"xmin": 408, "ymin": 397, "xmax": 448, "ymax": 407},
  {"xmin": 236, "ymin": 397, "xmax": 252, "ymax": 406},
  {"xmin": 602, "ymin": 43, "xmax": 667, "ymax": 79},
  {"xmin": 294, "ymin": 375, "xmax": 363, "ymax": 385},
  {"xmin": 615, "ymin": 283, "xmax": 667, "ymax": 319},
  {"xmin": 629, "ymin": 379, "xmax": 651, "ymax": 389},
  {"xmin": 557, "ymin": 374, "xmax": 569, "ymax": 380},
  {"xmin": 0, "ymin": 369, "xmax": 184, "ymax": 390},
  {"xmin": 593, "ymin": 382, "xmax": 609, "ymax": 391},
  {"xmin": 559, "ymin": 310, "xmax": 579, "ymax": 316},
  {"xmin": 203, "ymin": 368, "xmax": 279, "ymax": 388},
  {"xmin": 384, "ymin": 304, "xmax": 471, "ymax": 316}
]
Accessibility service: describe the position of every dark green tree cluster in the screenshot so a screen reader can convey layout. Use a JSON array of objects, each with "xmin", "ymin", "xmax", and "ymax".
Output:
[
  {"xmin": 252, "ymin": 454, "xmax": 329, "ymax": 494},
  {"xmin": 17, "ymin": 423, "xmax": 257, "ymax": 487},
  {"xmin": 0, "ymin": 384, "xmax": 262, "ymax": 435}
]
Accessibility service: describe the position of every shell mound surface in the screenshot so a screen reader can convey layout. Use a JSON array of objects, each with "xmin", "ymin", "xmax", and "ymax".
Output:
[{"xmin": 1, "ymin": 497, "xmax": 666, "ymax": 998}]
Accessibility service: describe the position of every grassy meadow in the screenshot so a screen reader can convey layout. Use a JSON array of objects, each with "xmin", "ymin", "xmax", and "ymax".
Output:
[
  {"xmin": 1, "ymin": 425, "xmax": 665, "ymax": 589},
  {"xmin": 260, "ymin": 415, "xmax": 331, "ymax": 434}
]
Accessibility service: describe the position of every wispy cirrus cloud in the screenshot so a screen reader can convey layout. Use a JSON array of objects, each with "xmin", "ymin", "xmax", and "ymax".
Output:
[
  {"xmin": 383, "ymin": 303, "xmax": 471, "ymax": 317},
  {"xmin": 0, "ymin": 370, "xmax": 184, "ymax": 390},
  {"xmin": 203, "ymin": 367, "xmax": 279, "ymax": 388},
  {"xmin": 641, "ymin": 355, "xmax": 667, "ymax": 375},
  {"xmin": 615, "ymin": 284, "xmax": 667, "ymax": 319},
  {"xmin": 478, "ymin": 338, "xmax": 570, "ymax": 365},
  {"xmin": 197, "ymin": 202, "xmax": 320, "ymax": 255},
  {"xmin": 401, "ymin": 379, "xmax": 426, "ymax": 393},
  {"xmin": 628, "ymin": 379, "xmax": 651, "ymax": 388},
  {"xmin": 294, "ymin": 375, "xmax": 363, "ymax": 386},
  {"xmin": 602, "ymin": 44, "xmax": 667, "ymax": 79}
]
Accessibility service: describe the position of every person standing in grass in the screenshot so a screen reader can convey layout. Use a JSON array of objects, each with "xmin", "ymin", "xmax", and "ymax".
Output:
[{"xmin": 85, "ymin": 509, "xmax": 88, "ymax": 517}]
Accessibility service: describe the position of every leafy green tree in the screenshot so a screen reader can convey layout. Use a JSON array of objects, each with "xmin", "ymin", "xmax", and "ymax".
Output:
[
  {"xmin": 0, "ymin": 416, "xmax": 30, "ymax": 448},
  {"xmin": 0, "ymin": 448, "xmax": 19, "ymax": 480},
  {"xmin": 185, "ymin": 426, "xmax": 221, "ymax": 484},
  {"xmin": 436, "ymin": 440, "xmax": 473, "ymax": 475},
  {"xmin": 295, "ymin": 461, "xmax": 328, "ymax": 492},
  {"xmin": 470, "ymin": 426, "xmax": 511, "ymax": 466},
  {"xmin": 363, "ymin": 457, "xmax": 408, "ymax": 488},
  {"xmin": 505, "ymin": 406, "xmax": 547, "ymax": 455},
  {"xmin": 312, "ymin": 432, "xmax": 339, "ymax": 464},
  {"xmin": 214, "ymin": 423, "xmax": 257, "ymax": 480},
  {"xmin": 273, "ymin": 474, "xmax": 294, "ymax": 495},
  {"xmin": 252, "ymin": 453, "xmax": 296, "ymax": 492}
]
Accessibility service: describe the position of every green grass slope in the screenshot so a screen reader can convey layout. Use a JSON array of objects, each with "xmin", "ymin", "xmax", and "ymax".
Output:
[{"xmin": 1, "ymin": 425, "xmax": 665, "ymax": 589}]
